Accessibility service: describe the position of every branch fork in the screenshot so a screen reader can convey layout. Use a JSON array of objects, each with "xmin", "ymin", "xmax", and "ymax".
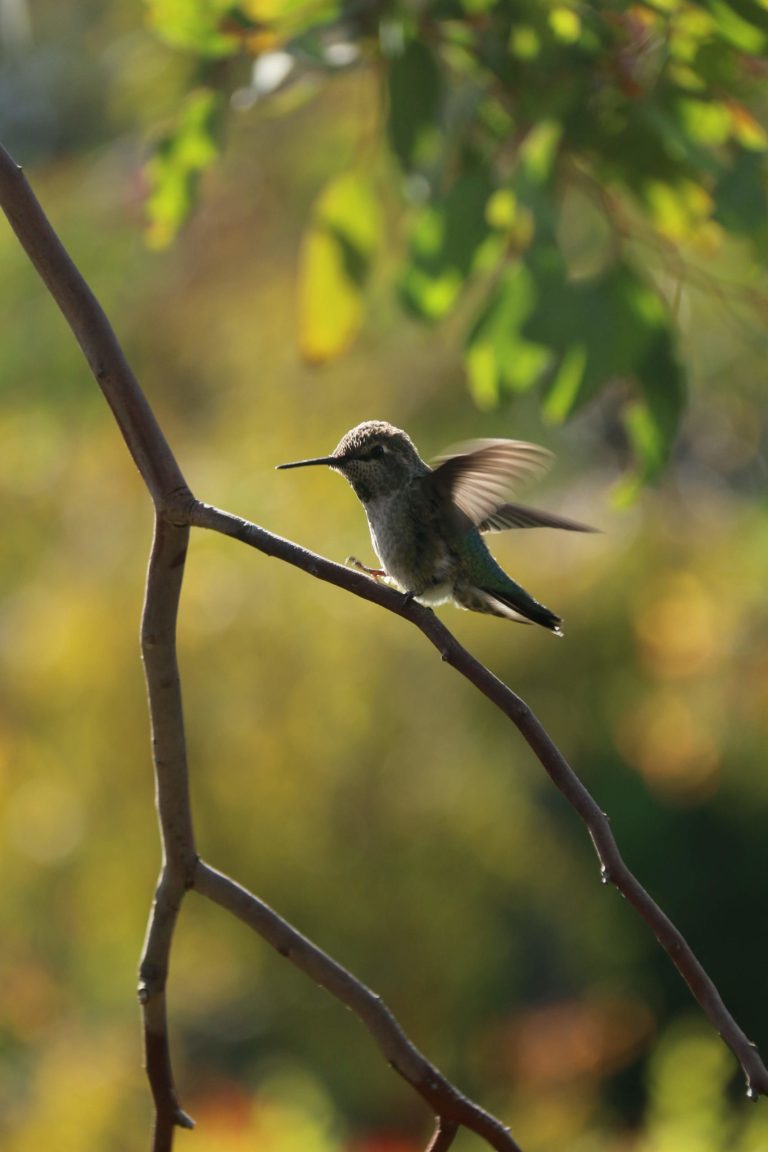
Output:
[{"xmin": 2, "ymin": 143, "xmax": 767, "ymax": 1152}]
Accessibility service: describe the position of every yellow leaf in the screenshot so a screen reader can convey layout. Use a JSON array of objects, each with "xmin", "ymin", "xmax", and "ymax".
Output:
[
  {"xmin": 728, "ymin": 102, "xmax": 768, "ymax": 151},
  {"xmin": 298, "ymin": 172, "xmax": 380, "ymax": 364},
  {"xmin": 549, "ymin": 6, "xmax": 582, "ymax": 42}
]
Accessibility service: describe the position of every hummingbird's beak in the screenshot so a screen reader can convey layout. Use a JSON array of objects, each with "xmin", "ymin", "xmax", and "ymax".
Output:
[{"xmin": 276, "ymin": 454, "xmax": 339, "ymax": 470}]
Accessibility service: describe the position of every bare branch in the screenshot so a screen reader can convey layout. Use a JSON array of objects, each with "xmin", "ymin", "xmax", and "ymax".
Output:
[
  {"xmin": 0, "ymin": 143, "xmax": 525, "ymax": 1151},
  {"xmin": 138, "ymin": 516, "xmax": 198, "ymax": 1146},
  {"xmin": 194, "ymin": 861, "xmax": 522, "ymax": 1152},
  {"xmin": 191, "ymin": 500, "xmax": 768, "ymax": 1100},
  {"xmin": 426, "ymin": 1119, "xmax": 460, "ymax": 1152},
  {"xmin": 3, "ymin": 139, "xmax": 768, "ymax": 1152},
  {"xmin": 140, "ymin": 517, "xmax": 196, "ymax": 866},
  {"xmin": 141, "ymin": 876, "xmax": 195, "ymax": 1152}
]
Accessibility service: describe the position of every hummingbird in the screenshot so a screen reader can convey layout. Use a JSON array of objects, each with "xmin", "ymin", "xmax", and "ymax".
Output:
[{"xmin": 277, "ymin": 420, "xmax": 595, "ymax": 635}]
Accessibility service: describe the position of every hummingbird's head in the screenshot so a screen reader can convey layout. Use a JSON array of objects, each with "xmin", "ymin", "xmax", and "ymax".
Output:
[{"xmin": 277, "ymin": 421, "xmax": 427, "ymax": 502}]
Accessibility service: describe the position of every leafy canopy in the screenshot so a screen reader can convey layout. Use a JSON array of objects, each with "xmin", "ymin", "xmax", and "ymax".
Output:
[{"xmin": 144, "ymin": 0, "xmax": 768, "ymax": 486}]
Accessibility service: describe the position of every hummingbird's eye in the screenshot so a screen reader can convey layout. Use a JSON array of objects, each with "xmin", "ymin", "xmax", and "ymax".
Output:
[{"xmin": 367, "ymin": 444, "xmax": 385, "ymax": 460}]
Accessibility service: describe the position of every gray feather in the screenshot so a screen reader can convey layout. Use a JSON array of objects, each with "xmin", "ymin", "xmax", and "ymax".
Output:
[{"xmin": 480, "ymin": 502, "xmax": 598, "ymax": 534}]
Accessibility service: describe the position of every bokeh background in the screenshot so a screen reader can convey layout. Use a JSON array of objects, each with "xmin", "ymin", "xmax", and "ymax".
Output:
[{"xmin": 2, "ymin": 3, "xmax": 768, "ymax": 1150}]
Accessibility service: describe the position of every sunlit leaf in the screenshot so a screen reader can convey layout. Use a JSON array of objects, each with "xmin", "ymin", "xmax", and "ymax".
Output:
[
  {"xmin": 616, "ymin": 323, "xmax": 685, "ymax": 498},
  {"xmin": 140, "ymin": 0, "xmax": 768, "ymax": 486},
  {"xmin": 549, "ymin": 6, "xmax": 582, "ymax": 43},
  {"xmin": 518, "ymin": 120, "xmax": 562, "ymax": 185},
  {"xmin": 400, "ymin": 170, "xmax": 492, "ymax": 320},
  {"xmin": 298, "ymin": 171, "xmax": 380, "ymax": 363},
  {"xmin": 641, "ymin": 179, "xmax": 713, "ymax": 241},
  {"xmin": 243, "ymin": 0, "xmax": 339, "ymax": 21},
  {"xmin": 485, "ymin": 188, "xmax": 517, "ymax": 230},
  {"xmin": 241, "ymin": 0, "xmax": 341, "ymax": 42},
  {"xmin": 464, "ymin": 263, "xmax": 552, "ymax": 406},
  {"xmin": 615, "ymin": 401, "xmax": 668, "ymax": 505},
  {"xmin": 728, "ymin": 102, "xmax": 768, "ymax": 150},
  {"xmin": 675, "ymin": 98, "xmax": 731, "ymax": 147},
  {"xmin": 705, "ymin": 0, "xmax": 767, "ymax": 52},
  {"xmin": 466, "ymin": 240, "xmax": 684, "ymax": 472},
  {"xmin": 145, "ymin": 0, "xmax": 239, "ymax": 56},
  {"xmin": 145, "ymin": 89, "xmax": 223, "ymax": 249},
  {"xmin": 540, "ymin": 258, "xmax": 682, "ymax": 431},
  {"xmin": 646, "ymin": 0, "xmax": 682, "ymax": 13},
  {"xmin": 509, "ymin": 25, "xmax": 541, "ymax": 60},
  {"xmin": 542, "ymin": 344, "xmax": 587, "ymax": 424}
]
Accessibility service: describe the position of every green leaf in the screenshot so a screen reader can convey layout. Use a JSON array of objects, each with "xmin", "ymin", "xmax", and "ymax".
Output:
[
  {"xmin": 518, "ymin": 119, "xmax": 563, "ymax": 186},
  {"xmin": 524, "ymin": 249, "xmax": 683, "ymax": 420},
  {"xmin": 675, "ymin": 97, "xmax": 731, "ymax": 147},
  {"xmin": 704, "ymin": 0, "xmax": 767, "ymax": 53},
  {"xmin": 145, "ymin": 90, "xmax": 224, "ymax": 249},
  {"xmin": 251, "ymin": 0, "xmax": 342, "ymax": 44},
  {"xmin": 387, "ymin": 39, "xmax": 442, "ymax": 172},
  {"xmin": 616, "ymin": 339, "xmax": 685, "ymax": 501},
  {"xmin": 541, "ymin": 343, "xmax": 587, "ymax": 424},
  {"xmin": 636, "ymin": 327, "xmax": 686, "ymax": 457},
  {"xmin": 298, "ymin": 171, "xmax": 380, "ymax": 364},
  {"xmin": 146, "ymin": 0, "xmax": 344, "ymax": 57},
  {"xmin": 465, "ymin": 241, "xmax": 684, "ymax": 471},
  {"xmin": 399, "ymin": 170, "xmax": 493, "ymax": 320},
  {"xmin": 145, "ymin": 0, "xmax": 239, "ymax": 57},
  {"xmin": 614, "ymin": 314, "xmax": 685, "ymax": 503},
  {"xmin": 464, "ymin": 263, "xmax": 552, "ymax": 407}
]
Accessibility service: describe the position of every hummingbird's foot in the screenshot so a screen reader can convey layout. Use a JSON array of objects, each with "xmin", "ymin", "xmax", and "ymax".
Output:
[{"xmin": 345, "ymin": 556, "xmax": 388, "ymax": 581}]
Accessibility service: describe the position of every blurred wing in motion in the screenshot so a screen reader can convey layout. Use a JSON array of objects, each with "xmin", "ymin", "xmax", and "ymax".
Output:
[
  {"xmin": 429, "ymin": 439, "xmax": 553, "ymax": 528},
  {"xmin": 479, "ymin": 502, "xmax": 598, "ymax": 533}
]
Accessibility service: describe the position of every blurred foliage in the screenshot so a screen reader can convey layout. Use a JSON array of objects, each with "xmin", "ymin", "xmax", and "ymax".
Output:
[
  {"xmin": 298, "ymin": 169, "xmax": 381, "ymax": 362},
  {"xmin": 141, "ymin": 0, "xmax": 768, "ymax": 486},
  {"xmin": 1, "ymin": 1, "xmax": 768, "ymax": 1151},
  {"xmin": 145, "ymin": 88, "xmax": 225, "ymax": 249}
]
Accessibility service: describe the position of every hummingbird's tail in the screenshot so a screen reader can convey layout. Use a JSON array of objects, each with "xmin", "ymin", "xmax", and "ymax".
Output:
[{"xmin": 473, "ymin": 584, "xmax": 563, "ymax": 635}]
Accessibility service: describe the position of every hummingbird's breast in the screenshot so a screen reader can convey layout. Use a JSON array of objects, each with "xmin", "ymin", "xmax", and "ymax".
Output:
[{"xmin": 363, "ymin": 488, "xmax": 456, "ymax": 602}]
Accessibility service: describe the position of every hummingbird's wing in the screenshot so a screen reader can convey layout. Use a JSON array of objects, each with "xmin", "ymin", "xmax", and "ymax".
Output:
[
  {"xmin": 479, "ymin": 502, "xmax": 597, "ymax": 533},
  {"xmin": 428, "ymin": 439, "xmax": 553, "ymax": 528}
]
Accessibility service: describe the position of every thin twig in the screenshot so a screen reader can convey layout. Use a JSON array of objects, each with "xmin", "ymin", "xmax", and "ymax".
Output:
[
  {"xmin": 426, "ymin": 1118, "xmax": 460, "ymax": 1152},
  {"xmin": 194, "ymin": 861, "xmax": 522, "ymax": 1152}
]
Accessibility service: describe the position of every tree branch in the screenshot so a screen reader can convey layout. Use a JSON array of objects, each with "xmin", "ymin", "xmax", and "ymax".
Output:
[
  {"xmin": 0, "ymin": 142, "xmax": 527, "ymax": 1150},
  {"xmin": 193, "ymin": 861, "xmax": 522, "ymax": 1151},
  {"xmin": 138, "ymin": 516, "xmax": 197, "ymax": 1149},
  {"xmin": 426, "ymin": 1119, "xmax": 460, "ymax": 1152},
  {"xmin": 190, "ymin": 501, "xmax": 768, "ymax": 1100},
  {"xmin": 3, "ymin": 139, "xmax": 767, "ymax": 1152}
]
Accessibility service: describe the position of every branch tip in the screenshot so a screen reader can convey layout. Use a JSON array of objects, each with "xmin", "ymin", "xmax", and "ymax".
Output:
[{"xmin": 426, "ymin": 1118, "xmax": 459, "ymax": 1152}]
